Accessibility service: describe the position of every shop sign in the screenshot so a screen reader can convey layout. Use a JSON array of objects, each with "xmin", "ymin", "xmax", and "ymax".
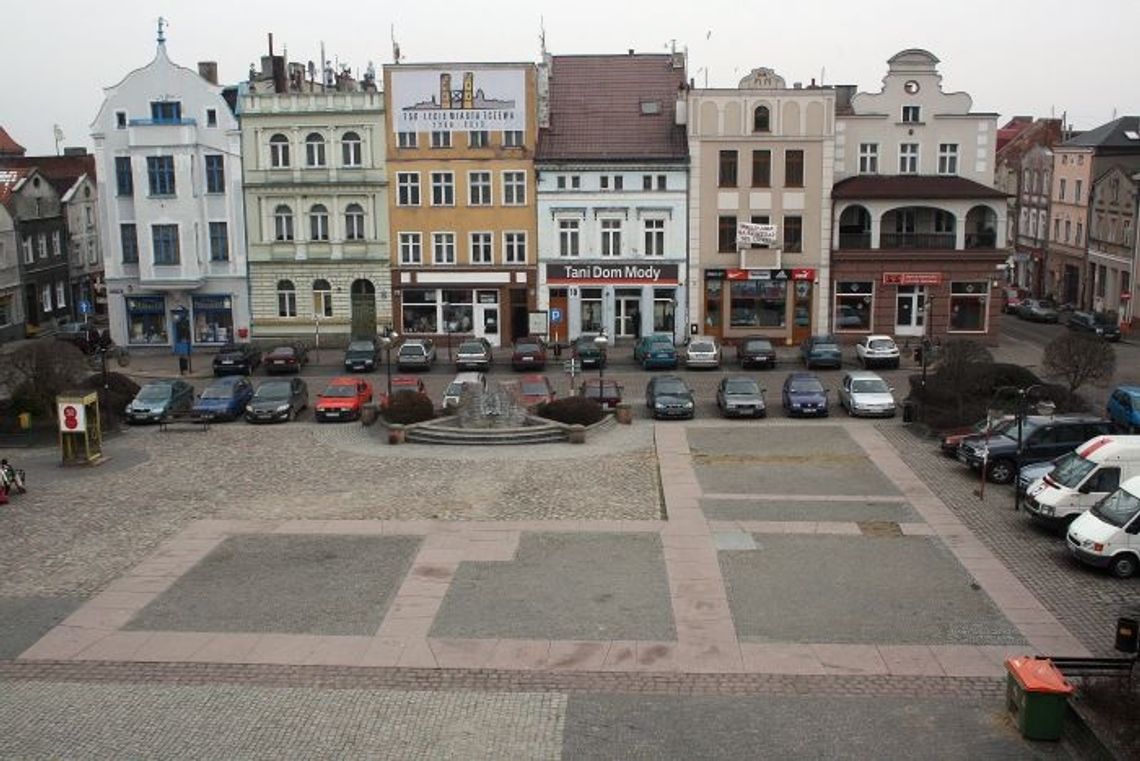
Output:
[
  {"xmin": 547, "ymin": 263, "xmax": 678, "ymax": 284},
  {"xmin": 390, "ymin": 67, "xmax": 526, "ymax": 133},
  {"xmin": 1122, "ymin": 292, "xmax": 1133, "ymax": 301},
  {"xmin": 704, "ymin": 269, "xmax": 727, "ymax": 280},
  {"xmin": 724, "ymin": 268, "xmax": 816, "ymax": 281},
  {"xmin": 882, "ymin": 272, "xmax": 943, "ymax": 286}
]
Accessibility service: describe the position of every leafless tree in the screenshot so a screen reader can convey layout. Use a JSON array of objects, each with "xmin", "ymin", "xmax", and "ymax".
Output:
[
  {"xmin": 0, "ymin": 340, "xmax": 88, "ymax": 416},
  {"xmin": 1043, "ymin": 333, "xmax": 1116, "ymax": 392}
]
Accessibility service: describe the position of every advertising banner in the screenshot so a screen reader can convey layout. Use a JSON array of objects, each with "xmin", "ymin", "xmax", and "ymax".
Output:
[{"xmin": 390, "ymin": 68, "xmax": 526, "ymax": 133}]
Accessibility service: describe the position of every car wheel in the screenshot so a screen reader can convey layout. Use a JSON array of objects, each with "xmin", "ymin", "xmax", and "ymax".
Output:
[
  {"xmin": 287, "ymin": 408, "xmax": 295, "ymax": 423},
  {"xmin": 758, "ymin": 409, "xmax": 767, "ymax": 419},
  {"xmin": 1109, "ymin": 553, "xmax": 1138, "ymax": 579},
  {"xmin": 988, "ymin": 459, "xmax": 1016, "ymax": 485}
]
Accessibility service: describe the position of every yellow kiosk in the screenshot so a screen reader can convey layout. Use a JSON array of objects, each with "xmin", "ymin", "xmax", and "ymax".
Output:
[{"xmin": 57, "ymin": 392, "xmax": 103, "ymax": 466}]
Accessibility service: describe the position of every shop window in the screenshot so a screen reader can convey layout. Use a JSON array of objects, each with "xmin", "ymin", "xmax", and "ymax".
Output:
[
  {"xmin": 192, "ymin": 295, "xmax": 234, "ymax": 343},
  {"xmin": 580, "ymin": 288, "xmax": 603, "ymax": 333},
  {"xmin": 442, "ymin": 289, "xmax": 474, "ymax": 333},
  {"xmin": 704, "ymin": 279, "xmax": 722, "ymax": 331},
  {"xmin": 948, "ymin": 281, "xmax": 988, "ymax": 332},
  {"xmin": 653, "ymin": 288, "xmax": 676, "ymax": 332},
  {"xmin": 834, "ymin": 281, "xmax": 873, "ymax": 331},
  {"xmin": 402, "ymin": 289, "xmax": 439, "ymax": 333},
  {"xmin": 730, "ymin": 280, "xmax": 786, "ymax": 328},
  {"xmin": 125, "ymin": 295, "xmax": 168, "ymax": 344}
]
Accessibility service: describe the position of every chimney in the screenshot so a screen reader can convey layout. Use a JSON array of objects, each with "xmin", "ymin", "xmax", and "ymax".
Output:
[
  {"xmin": 198, "ymin": 61, "xmax": 219, "ymax": 85},
  {"xmin": 628, "ymin": 49, "xmax": 634, "ymax": 56},
  {"xmin": 793, "ymin": 81, "xmax": 802, "ymax": 89}
]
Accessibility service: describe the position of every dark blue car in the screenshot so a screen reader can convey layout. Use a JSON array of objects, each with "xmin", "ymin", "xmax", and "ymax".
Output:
[
  {"xmin": 192, "ymin": 376, "xmax": 254, "ymax": 421},
  {"xmin": 1107, "ymin": 385, "xmax": 1140, "ymax": 433},
  {"xmin": 782, "ymin": 372, "xmax": 829, "ymax": 417}
]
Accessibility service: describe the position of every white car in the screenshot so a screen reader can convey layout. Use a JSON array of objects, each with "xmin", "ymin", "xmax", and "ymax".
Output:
[
  {"xmin": 685, "ymin": 336, "xmax": 721, "ymax": 369},
  {"xmin": 855, "ymin": 335, "xmax": 901, "ymax": 369},
  {"xmin": 1066, "ymin": 475, "xmax": 1140, "ymax": 578},
  {"xmin": 838, "ymin": 371, "xmax": 896, "ymax": 417}
]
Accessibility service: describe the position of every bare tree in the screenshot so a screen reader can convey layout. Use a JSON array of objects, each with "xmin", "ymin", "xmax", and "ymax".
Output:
[
  {"xmin": 1043, "ymin": 333, "xmax": 1116, "ymax": 392},
  {"xmin": 0, "ymin": 340, "xmax": 89, "ymax": 417}
]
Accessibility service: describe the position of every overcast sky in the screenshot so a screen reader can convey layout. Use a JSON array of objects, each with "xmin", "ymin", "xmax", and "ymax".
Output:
[{"xmin": 5, "ymin": 0, "xmax": 1139, "ymax": 155}]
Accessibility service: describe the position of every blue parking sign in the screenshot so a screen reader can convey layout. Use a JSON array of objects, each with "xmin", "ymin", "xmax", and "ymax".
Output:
[{"xmin": 551, "ymin": 307, "xmax": 563, "ymax": 324}]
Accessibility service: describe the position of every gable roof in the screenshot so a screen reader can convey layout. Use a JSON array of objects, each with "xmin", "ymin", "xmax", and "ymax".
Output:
[
  {"xmin": 0, "ymin": 126, "xmax": 26, "ymax": 156},
  {"xmin": 832, "ymin": 175, "xmax": 1008, "ymax": 200},
  {"xmin": 0, "ymin": 167, "xmax": 32, "ymax": 207},
  {"xmin": 0, "ymin": 154, "xmax": 96, "ymax": 197},
  {"xmin": 1063, "ymin": 116, "xmax": 1140, "ymax": 150},
  {"xmin": 537, "ymin": 54, "xmax": 688, "ymax": 162}
]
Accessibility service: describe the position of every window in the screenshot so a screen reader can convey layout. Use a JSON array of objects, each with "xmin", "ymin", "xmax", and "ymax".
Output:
[
  {"xmin": 834, "ymin": 282, "xmax": 873, "ymax": 331},
  {"xmin": 1076, "ymin": 221, "xmax": 1084, "ymax": 244},
  {"xmin": 341, "ymin": 131, "xmax": 362, "ymax": 166},
  {"xmin": 556, "ymin": 176, "xmax": 566, "ymax": 190},
  {"xmin": 150, "ymin": 101, "xmax": 182, "ymax": 123},
  {"xmin": 206, "ymin": 109, "xmax": 217, "ymax": 128},
  {"xmin": 657, "ymin": 175, "xmax": 667, "ymax": 191},
  {"xmin": 270, "ymin": 134, "xmax": 290, "ymax": 167},
  {"xmin": 571, "ymin": 176, "xmax": 581, "ymax": 189},
  {"xmin": 718, "ymin": 215, "xmax": 737, "ymax": 253},
  {"xmin": 730, "ymin": 280, "xmax": 786, "ymax": 328},
  {"xmin": 56, "ymin": 281, "xmax": 66, "ymax": 309},
  {"xmin": 309, "ymin": 204, "xmax": 329, "ymax": 241},
  {"xmin": 305, "ymin": 133, "xmax": 326, "ymax": 167},
  {"xmin": 601, "ymin": 176, "xmax": 609, "ymax": 190},
  {"xmin": 205, "ymin": 154, "xmax": 225, "ymax": 193},
  {"xmin": 21, "ymin": 235, "xmax": 32, "ymax": 264},
  {"xmin": 504, "ymin": 232, "xmax": 527, "ymax": 264},
  {"xmin": 503, "ymin": 171, "xmax": 526, "ymax": 205},
  {"xmin": 313, "ymin": 279, "xmax": 333, "ymax": 318},
  {"xmin": 146, "ymin": 156, "xmax": 175, "ymax": 196},
  {"xmin": 902, "ymin": 105, "xmax": 921, "ymax": 123},
  {"xmin": 115, "ymin": 111, "xmax": 127, "ymax": 129},
  {"xmin": 643, "ymin": 175, "xmax": 653, "ymax": 191},
  {"xmin": 470, "ymin": 232, "xmax": 493, "ymax": 264},
  {"xmin": 858, "ymin": 143, "xmax": 879, "ymax": 174},
  {"xmin": 397, "ymin": 172, "xmax": 421, "ymax": 206},
  {"xmin": 399, "ymin": 232, "xmax": 422, "ymax": 264},
  {"xmin": 613, "ymin": 175, "xmax": 624, "ymax": 191},
  {"xmin": 42, "ymin": 283, "xmax": 52, "ymax": 313},
  {"xmin": 558, "ymin": 219, "xmax": 580, "ymax": 257},
  {"xmin": 503, "ymin": 130, "xmax": 524, "ymax": 147},
  {"xmin": 1059, "ymin": 179, "xmax": 1067, "ymax": 201},
  {"xmin": 1053, "ymin": 218, "xmax": 1061, "ymax": 241},
  {"xmin": 1064, "ymin": 219, "xmax": 1072, "ymax": 242},
  {"xmin": 115, "ymin": 156, "xmax": 133, "ymax": 196},
  {"xmin": 948, "ymin": 281, "xmax": 988, "ymax": 332},
  {"xmin": 899, "ymin": 143, "xmax": 919, "ymax": 174},
  {"xmin": 151, "ymin": 224, "xmax": 180, "ymax": 265},
  {"xmin": 468, "ymin": 171, "xmax": 492, "ymax": 205},
  {"xmin": 433, "ymin": 232, "xmax": 456, "ymax": 264},
  {"xmin": 600, "ymin": 219, "xmax": 622, "ymax": 257},
  {"xmin": 277, "ymin": 280, "xmax": 297, "ymax": 317},
  {"xmin": 719, "ymin": 150, "xmax": 738, "ymax": 187},
  {"xmin": 397, "ymin": 131, "xmax": 417, "ymax": 148},
  {"xmin": 750, "ymin": 215, "xmax": 770, "ymax": 249},
  {"xmin": 208, "ymin": 222, "xmax": 229, "ymax": 261},
  {"xmin": 784, "ymin": 150, "xmax": 804, "ymax": 187},
  {"xmin": 753, "ymin": 105, "xmax": 770, "ymax": 132},
  {"xmin": 1075, "ymin": 179, "xmax": 1083, "ymax": 203},
  {"xmin": 273, "ymin": 205, "xmax": 294, "ymax": 241},
  {"xmin": 120, "ymin": 224, "xmax": 138, "ymax": 263},
  {"xmin": 431, "ymin": 172, "xmax": 455, "ymax": 206},
  {"xmin": 345, "ymin": 203, "xmax": 365, "ymax": 240},
  {"xmin": 783, "ymin": 216, "xmax": 803, "ymax": 252},
  {"xmin": 36, "ymin": 234, "xmax": 45, "ymax": 259},
  {"xmin": 937, "ymin": 143, "xmax": 958, "ymax": 175},
  {"xmin": 468, "ymin": 130, "xmax": 488, "ymax": 148},
  {"xmin": 752, "ymin": 150, "xmax": 771, "ymax": 187},
  {"xmin": 431, "ymin": 130, "xmax": 452, "ymax": 148},
  {"xmin": 53, "ymin": 231, "xmax": 62, "ymax": 257},
  {"xmin": 644, "ymin": 219, "xmax": 665, "ymax": 256},
  {"xmin": 0, "ymin": 294, "xmax": 10, "ymax": 326},
  {"xmin": 934, "ymin": 210, "xmax": 954, "ymax": 234}
]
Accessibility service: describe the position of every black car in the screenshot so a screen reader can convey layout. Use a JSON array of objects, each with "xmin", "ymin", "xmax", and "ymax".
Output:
[
  {"xmin": 1067, "ymin": 311, "xmax": 1121, "ymax": 341},
  {"xmin": 737, "ymin": 336, "xmax": 777, "ymax": 369},
  {"xmin": 213, "ymin": 343, "xmax": 261, "ymax": 376},
  {"xmin": 343, "ymin": 339, "xmax": 379, "ymax": 372},
  {"xmin": 646, "ymin": 375, "xmax": 695, "ymax": 419},
  {"xmin": 956, "ymin": 415, "xmax": 1112, "ymax": 484},
  {"xmin": 245, "ymin": 378, "xmax": 309, "ymax": 423}
]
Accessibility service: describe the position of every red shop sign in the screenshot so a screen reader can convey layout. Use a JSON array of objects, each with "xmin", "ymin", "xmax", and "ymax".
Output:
[{"xmin": 882, "ymin": 272, "xmax": 943, "ymax": 286}]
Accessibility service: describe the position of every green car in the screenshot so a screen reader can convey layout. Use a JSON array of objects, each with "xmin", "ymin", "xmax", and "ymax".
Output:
[
  {"xmin": 572, "ymin": 334, "xmax": 606, "ymax": 369},
  {"xmin": 633, "ymin": 334, "xmax": 678, "ymax": 370}
]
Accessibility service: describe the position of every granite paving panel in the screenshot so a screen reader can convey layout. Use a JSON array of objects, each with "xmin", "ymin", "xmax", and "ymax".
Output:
[
  {"xmin": 0, "ymin": 596, "xmax": 86, "ymax": 660},
  {"xmin": 701, "ymin": 499, "xmax": 920, "ymax": 523}
]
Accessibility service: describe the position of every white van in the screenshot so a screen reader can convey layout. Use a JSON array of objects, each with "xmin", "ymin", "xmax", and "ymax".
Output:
[
  {"xmin": 442, "ymin": 372, "xmax": 486, "ymax": 409},
  {"xmin": 1024, "ymin": 436, "xmax": 1140, "ymax": 528},
  {"xmin": 1066, "ymin": 476, "xmax": 1140, "ymax": 578}
]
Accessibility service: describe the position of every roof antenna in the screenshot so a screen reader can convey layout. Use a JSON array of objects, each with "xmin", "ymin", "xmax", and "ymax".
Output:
[
  {"xmin": 539, "ymin": 16, "xmax": 547, "ymax": 58},
  {"xmin": 157, "ymin": 16, "xmax": 167, "ymax": 45},
  {"xmin": 391, "ymin": 24, "xmax": 402, "ymax": 65}
]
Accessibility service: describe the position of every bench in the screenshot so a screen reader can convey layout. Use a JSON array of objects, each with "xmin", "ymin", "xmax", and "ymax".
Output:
[
  {"xmin": 159, "ymin": 411, "xmax": 211, "ymax": 432},
  {"xmin": 1040, "ymin": 656, "xmax": 1136, "ymax": 687}
]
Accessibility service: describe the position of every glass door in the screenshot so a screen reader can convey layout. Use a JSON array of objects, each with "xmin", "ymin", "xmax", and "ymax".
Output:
[
  {"xmin": 474, "ymin": 290, "xmax": 500, "ymax": 347},
  {"xmin": 895, "ymin": 285, "xmax": 926, "ymax": 336},
  {"xmin": 616, "ymin": 297, "xmax": 640, "ymax": 338}
]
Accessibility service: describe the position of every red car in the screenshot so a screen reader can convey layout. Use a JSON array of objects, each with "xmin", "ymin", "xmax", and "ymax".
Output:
[
  {"xmin": 314, "ymin": 377, "xmax": 373, "ymax": 422},
  {"xmin": 515, "ymin": 374, "xmax": 556, "ymax": 410},
  {"xmin": 579, "ymin": 378, "xmax": 624, "ymax": 409},
  {"xmin": 511, "ymin": 337, "xmax": 548, "ymax": 371},
  {"xmin": 1001, "ymin": 287, "xmax": 1030, "ymax": 315},
  {"xmin": 379, "ymin": 375, "xmax": 428, "ymax": 410},
  {"xmin": 938, "ymin": 415, "xmax": 1014, "ymax": 456},
  {"xmin": 264, "ymin": 344, "xmax": 309, "ymax": 374}
]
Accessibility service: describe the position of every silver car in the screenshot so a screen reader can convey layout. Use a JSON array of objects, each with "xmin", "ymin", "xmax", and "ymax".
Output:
[
  {"xmin": 397, "ymin": 338, "xmax": 436, "ymax": 371},
  {"xmin": 455, "ymin": 339, "xmax": 492, "ymax": 371},
  {"xmin": 838, "ymin": 371, "xmax": 896, "ymax": 417},
  {"xmin": 716, "ymin": 375, "xmax": 766, "ymax": 418},
  {"xmin": 685, "ymin": 336, "xmax": 721, "ymax": 369}
]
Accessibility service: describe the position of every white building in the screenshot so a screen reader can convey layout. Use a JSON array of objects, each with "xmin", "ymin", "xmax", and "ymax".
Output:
[{"xmin": 91, "ymin": 25, "xmax": 249, "ymax": 349}]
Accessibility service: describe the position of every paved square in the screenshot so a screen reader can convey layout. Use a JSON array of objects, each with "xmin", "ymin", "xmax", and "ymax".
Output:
[
  {"xmin": 126, "ymin": 535, "xmax": 421, "ymax": 636},
  {"xmin": 700, "ymin": 498, "xmax": 920, "ymax": 523},
  {"xmin": 720, "ymin": 535, "xmax": 1025, "ymax": 645},
  {"xmin": 0, "ymin": 596, "xmax": 85, "ymax": 659},
  {"xmin": 431, "ymin": 533, "xmax": 676, "ymax": 641}
]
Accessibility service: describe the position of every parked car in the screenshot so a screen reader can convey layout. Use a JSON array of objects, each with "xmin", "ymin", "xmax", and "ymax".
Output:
[
  {"xmin": 956, "ymin": 415, "xmax": 1113, "ymax": 484},
  {"xmin": 343, "ymin": 339, "xmax": 379, "ymax": 372},
  {"xmin": 125, "ymin": 379, "xmax": 195, "ymax": 424},
  {"xmin": 455, "ymin": 339, "xmax": 492, "ymax": 371},
  {"xmin": 800, "ymin": 335, "xmax": 842, "ymax": 370},
  {"xmin": 246, "ymin": 378, "xmax": 308, "ymax": 423},
  {"xmin": 782, "ymin": 372, "xmax": 829, "ymax": 417},
  {"xmin": 685, "ymin": 336, "xmax": 721, "ymax": 369},
  {"xmin": 1018, "ymin": 457, "xmax": 1060, "ymax": 496},
  {"xmin": 736, "ymin": 336, "xmax": 777, "ymax": 369},
  {"xmin": 854, "ymin": 335, "xmax": 900, "ymax": 369},
  {"xmin": 1024, "ymin": 436, "xmax": 1140, "ymax": 529},
  {"xmin": 1107, "ymin": 385, "xmax": 1140, "ymax": 433},
  {"xmin": 315, "ymin": 377, "xmax": 373, "ymax": 422},
  {"xmin": 1066, "ymin": 477, "xmax": 1140, "ymax": 578},
  {"xmin": 511, "ymin": 337, "xmax": 548, "ymax": 371},
  {"xmin": 634, "ymin": 334, "xmax": 678, "ymax": 369},
  {"xmin": 54, "ymin": 321, "xmax": 101, "ymax": 354},
  {"xmin": 264, "ymin": 344, "xmax": 308, "ymax": 374},
  {"xmin": 442, "ymin": 372, "xmax": 486, "ymax": 409},
  {"xmin": 572, "ymin": 334, "xmax": 606, "ymax": 369},
  {"xmin": 192, "ymin": 376, "xmax": 254, "ymax": 421},
  {"xmin": 939, "ymin": 416, "xmax": 1015, "ymax": 457},
  {"xmin": 1017, "ymin": 299, "xmax": 1060, "ymax": 323},
  {"xmin": 213, "ymin": 343, "xmax": 262, "ymax": 376},
  {"xmin": 646, "ymin": 376, "xmax": 695, "ymax": 420},
  {"xmin": 1067, "ymin": 311, "xmax": 1121, "ymax": 341},
  {"xmin": 515, "ymin": 374, "xmax": 556, "ymax": 410},
  {"xmin": 579, "ymin": 378, "xmax": 624, "ymax": 409},
  {"xmin": 716, "ymin": 376, "xmax": 766, "ymax": 418},
  {"xmin": 1001, "ymin": 287, "xmax": 1030, "ymax": 314},
  {"xmin": 380, "ymin": 375, "xmax": 429, "ymax": 410},
  {"xmin": 838, "ymin": 371, "xmax": 896, "ymax": 417},
  {"xmin": 397, "ymin": 338, "xmax": 436, "ymax": 371}
]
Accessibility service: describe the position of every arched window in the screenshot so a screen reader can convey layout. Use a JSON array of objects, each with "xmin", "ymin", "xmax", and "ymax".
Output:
[
  {"xmin": 273, "ymin": 204, "xmax": 294, "ymax": 241},
  {"xmin": 309, "ymin": 204, "xmax": 329, "ymax": 241},
  {"xmin": 313, "ymin": 278, "xmax": 333, "ymax": 317},
  {"xmin": 277, "ymin": 279, "xmax": 297, "ymax": 317},
  {"xmin": 345, "ymin": 203, "xmax": 365, "ymax": 241},
  {"xmin": 753, "ymin": 105, "xmax": 770, "ymax": 133},
  {"xmin": 341, "ymin": 131, "xmax": 362, "ymax": 167},
  {"xmin": 305, "ymin": 133, "xmax": 326, "ymax": 167},
  {"xmin": 269, "ymin": 134, "xmax": 290, "ymax": 168}
]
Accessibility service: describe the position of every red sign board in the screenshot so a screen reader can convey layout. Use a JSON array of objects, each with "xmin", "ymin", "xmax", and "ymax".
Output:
[
  {"xmin": 725, "ymin": 268, "xmax": 816, "ymax": 281},
  {"xmin": 882, "ymin": 272, "xmax": 943, "ymax": 286},
  {"xmin": 1122, "ymin": 292, "xmax": 1132, "ymax": 301}
]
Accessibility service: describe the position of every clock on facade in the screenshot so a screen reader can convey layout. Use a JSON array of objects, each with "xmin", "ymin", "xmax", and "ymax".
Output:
[{"xmin": 904, "ymin": 80, "xmax": 920, "ymax": 94}]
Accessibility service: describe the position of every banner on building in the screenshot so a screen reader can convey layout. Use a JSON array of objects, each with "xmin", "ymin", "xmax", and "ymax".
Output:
[
  {"xmin": 882, "ymin": 272, "xmax": 943, "ymax": 286},
  {"xmin": 547, "ymin": 263, "xmax": 679, "ymax": 284},
  {"xmin": 736, "ymin": 222, "xmax": 777, "ymax": 248},
  {"xmin": 390, "ymin": 68, "xmax": 526, "ymax": 133}
]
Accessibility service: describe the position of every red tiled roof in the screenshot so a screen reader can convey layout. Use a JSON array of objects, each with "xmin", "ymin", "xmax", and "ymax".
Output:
[
  {"xmin": 537, "ymin": 54, "xmax": 688, "ymax": 162},
  {"xmin": 0, "ymin": 126, "xmax": 25, "ymax": 156},
  {"xmin": 0, "ymin": 167, "xmax": 31, "ymax": 207},
  {"xmin": 832, "ymin": 175, "xmax": 1008, "ymax": 200},
  {"xmin": 0, "ymin": 154, "xmax": 96, "ymax": 195}
]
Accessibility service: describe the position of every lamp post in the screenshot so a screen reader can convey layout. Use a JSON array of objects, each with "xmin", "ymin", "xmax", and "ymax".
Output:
[
  {"xmin": 379, "ymin": 329, "xmax": 398, "ymax": 400},
  {"xmin": 594, "ymin": 332, "xmax": 609, "ymax": 388},
  {"xmin": 989, "ymin": 384, "xmax": 1051, "ymax": 510}
]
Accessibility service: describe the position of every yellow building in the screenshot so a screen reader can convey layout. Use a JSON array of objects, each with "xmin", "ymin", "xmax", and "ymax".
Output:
[{"xmin": 384, "ymin": 63, "xmax": 538, "ymax": 347}]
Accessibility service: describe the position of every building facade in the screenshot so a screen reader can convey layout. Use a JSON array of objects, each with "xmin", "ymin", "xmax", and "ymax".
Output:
[
  {"xmin": 1087, "ymin": 165, "xmax": 1138, "ymax": 320},
  {"xmin": 993, "ymin": 118, "xmax": 1062, "ymax": 291},
  {"xmin": 831, "ymin": 49, "xmax": 1008, "ymax": 343},
  {"xmin": 1014, "ymin": 145, "xmax": 1053, "ymax": 294},
  {"xmin": 686, "ymin": 68, "xmax": 835, "ymax": 345},
  {"xmin": 384, "ymin": 63, "xmax": 538, "ymax": 348},
  {"xmin": 241, "ymin": 57, "xmax": 390, "ymax": 343},
  {"xmin": 535, "ymin": 53, "xmax": 689, "ymax": 346},
  {"xmin": 91, "ymin": 31, "xmax": 250, "ymax": 349}
]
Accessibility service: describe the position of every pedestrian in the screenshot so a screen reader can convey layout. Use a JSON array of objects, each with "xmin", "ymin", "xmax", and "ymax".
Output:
[{"xmin": 0, "ymin": 459, "xmax": 24, "ymax": 494}]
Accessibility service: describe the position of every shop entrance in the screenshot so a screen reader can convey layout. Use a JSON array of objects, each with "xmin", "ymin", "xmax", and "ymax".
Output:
[
  {"xmin": 616, "ymin": 293, "xmax": 641, "ymax": 339},
  {"xmin": 474, "ymin": 290, "xmax": 500, "ymax": 347},
  {"xmin": 792, "ymin": 280, "xmax": 812, "ymax": 343},
  {"xmin": 895, "ymin": 285, "xmax": 926, "ymax": 337}
]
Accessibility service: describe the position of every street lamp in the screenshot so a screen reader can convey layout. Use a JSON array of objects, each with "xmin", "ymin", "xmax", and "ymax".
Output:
[
  {"xmin": 989, "ymin": 384, "xmax": 1053, "ymax": 510},
  {"xmin": 379, "ymin": 329, "xmax": 398, "ymax": 400},
  {"xmin": 594, "ymin": 331, "xmax": 609, "ymax": 388}
]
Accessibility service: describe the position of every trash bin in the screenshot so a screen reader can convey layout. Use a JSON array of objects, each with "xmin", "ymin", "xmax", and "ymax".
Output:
[
  {"xmin": 1116, "ymin": 617, "xmax": 1139, "ymax": 654},
  {"xmin": 17, "ymin": 412, "xmax": 31, "ymax": 430},
  {"xmin": 902, "ymin": 401, "xmax": 916, "ymax": 423},
  {"xmin": 1004, "ymin": 657, "xmax": 1073, "ymax": 741},
  {"xmin": 178, "ymin": 357, "xmax": 189, "ymax": 374}
]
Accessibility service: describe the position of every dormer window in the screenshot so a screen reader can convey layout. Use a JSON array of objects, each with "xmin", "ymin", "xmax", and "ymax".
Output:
[
  {"xmin": 753, "ymin": 106, "xmax": 770, "ymax": 133},
  {"xmin": 150, "ymin": 101, "xmax": 182, "ymax": 124},
  {"xmin": 902, "ymin": 105, "xmax": 921, "ymax": 124}
]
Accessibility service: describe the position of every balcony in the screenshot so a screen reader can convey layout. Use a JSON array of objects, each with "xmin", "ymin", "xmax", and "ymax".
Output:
[
  {"xmin": 128, "ymin": 118, "xmax": 198, "ymax": 127},
  {"xmin": 838, "ymin": 232, "xmax": 871, "ymax": 249},
  {"xmin": 965, "ymin": 231, "xmax": 998, "ymax": 249},
  {"xmin": 879, "ymin": 232, "xmax": 956, "ymax": 250}
]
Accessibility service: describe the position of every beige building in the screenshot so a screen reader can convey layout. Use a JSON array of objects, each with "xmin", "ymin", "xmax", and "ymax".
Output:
[
  {"xmin": 1087, "ymin": 165, "xmax": 1138, "ymax": 320},
  {"xmin": 1047, "ymin": 145, "xmax": 1094, "ymax": 305}
]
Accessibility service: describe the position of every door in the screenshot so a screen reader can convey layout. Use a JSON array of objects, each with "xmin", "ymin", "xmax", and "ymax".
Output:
[
  {"xmin": 474, "ymin": 290, "xmax": 500, "ymax": 347},
  {"xmin": 895, "ymin": 285, "xmax": 926, "ymax": 337},
  {"xmin": 616, "ymin": 297, "xmax": 640, "ymax": 338},
  {"xmin": 792, "ymin": 281, "xmax": 812, "ymax": 343},
  {"xmin": 549, "ymin": 289, "xmax": 568, "ymax": 346},
  {"xmin": 350, "ymin": 279, "xmax": 376, "ymax": 340}
]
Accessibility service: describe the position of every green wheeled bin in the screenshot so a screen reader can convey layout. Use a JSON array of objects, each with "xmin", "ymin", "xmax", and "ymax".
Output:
[{"xmin": 1004, "ymin": 656, "xmax": 1073, "ymax": 741}]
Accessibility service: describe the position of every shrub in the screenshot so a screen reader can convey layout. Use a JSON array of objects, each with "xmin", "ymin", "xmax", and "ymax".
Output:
[
  {"xmin": 1043, "ymin": 333, "xmax": 1116, "ymax": 392},
  {"xmin": 84, "ymin": 372, "xmax": 140, "ymax": 431},
  {"xmin": 536, "ymin": 396, "xmax": 605, "ymax": 426},
  {"xmin": 383, "ymin": 389, "xmax": 434, "ymax": 425}
]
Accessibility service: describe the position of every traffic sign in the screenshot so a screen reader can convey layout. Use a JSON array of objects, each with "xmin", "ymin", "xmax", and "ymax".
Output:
[
  {"xmin": 78, "ymin": 299, "xmax": 92, "ymax": 315},
  {"xmin": 563, "ymin": 359, "xmax": 580, "ymax": 374},
  {"xmin": 551, "ymin": 307, "xmax": 563, "ymax": 324}
]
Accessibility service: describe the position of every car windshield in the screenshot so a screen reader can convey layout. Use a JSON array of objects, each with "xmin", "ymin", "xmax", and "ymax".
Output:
[
  {"xmin": 1130, "ymin": 397, "xmax": 1140, "ymax": 412},
  {"xmin": 725, "ymin": 380, "xmax": 759, "ymax": 394},
  {"xmin": 201, "ymin": 385, "xmax": 236, "ymax": 399},
  {"xmin": 137, "ymin": 386, "xmax": 172, "ymax": 401},
  {"xmin": 1048, "ymin": 451, "xmax": 1096, "ymax": 489},
  {"xmin": 521, "ymin": 382, "xmax": 549, "ymax": 395},
  {"xmin": 868, "ymin": 339, "xmax": 895, "ymax": 350},
  {"xmin": 813, "ymin": 342, "xmax": 839, "ymax": 352},
  {"xmin": 255, "ymin": 383, "xmax": 291, "ymax": 400},
  {"xmin": 790, "ymin": 379, "xmax": 824, "ymax": 394},
  {"xmin": 852, "ymin": 379, "xmax": 889, "ymax": 394},
  {"xmin": 218, "ymin": 344, "xmax": 242, "ymax": 353},
  {"xmin": 445, "ymin": 383, "xmax": 466, "ymax": 397},
  {"xmin": 690, "ymin": 341, "xmax": 715, "ymax": 352},
  {"xmin": 744, "ymin": 340, "xmax": 772, "ymax": 352},
  {"xmin": 270, "ymin": 347, "xmax": 295, "ymax": 357},
  {"xmin": 655, "ymin": 381, "xmax": 688, "ymax": 395},
  {"xmin": 516, "ymin": 341, "xmax": 540, "ymax": 351},
  {"xmin": 1090, "ymin": 487, "xmax": 1140, "ymax": 528},
  {"xmin": 399, "ymin": 345, "xmax": 424, "ymax": 356},
  {"xmin": 347, "ymin": 341, "xmax": 373, "ymax": 352},
  {"xmin": 458, "ymin": 342, "xmax": 484, "ymax": 353},
  {"xmin": 323, "ymin": 385, "xmax": 357, "ymax": 398}
]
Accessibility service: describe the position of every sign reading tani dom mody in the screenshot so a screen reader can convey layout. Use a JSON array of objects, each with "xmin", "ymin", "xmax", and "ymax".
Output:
[{"xmin": 390, "ymin": 68, "xmax": 526, "ymax": 133}]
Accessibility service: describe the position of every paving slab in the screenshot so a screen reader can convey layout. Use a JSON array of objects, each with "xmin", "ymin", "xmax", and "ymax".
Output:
[
  {"xmin": 701, "ymin": 498, "xmax": 921, "ymax": 523},
  {"xmin": 0, "ymin": 596, "xmax": 85, "ymax": 659}
]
